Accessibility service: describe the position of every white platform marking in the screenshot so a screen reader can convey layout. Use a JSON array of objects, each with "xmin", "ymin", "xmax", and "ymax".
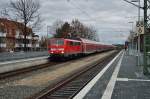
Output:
[
  {"xmin": 117, "ymin": 78, "xmax": 150, "ymax": 82},
  {"xmin": 116, "ymin": 78, "xmax": 128, "ymax": 81},
  {"xmin": 101, "ymin": 52, "xmax": 124, "ymax": 99},
  {"xmin": 73, "ymin": 51, "xmax": 123, "ymax": 99}
]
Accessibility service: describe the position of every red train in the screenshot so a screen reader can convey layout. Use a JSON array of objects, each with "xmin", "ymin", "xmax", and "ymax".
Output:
[{"xmin": 48, "ymin": 38, "xmax": 115, "ymax": 58}]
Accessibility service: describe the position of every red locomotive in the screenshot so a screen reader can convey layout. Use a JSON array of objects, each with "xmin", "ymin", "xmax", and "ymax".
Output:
[{"xmin": 48, "ymin": 38, "xmax": 115, "ymax": 58}]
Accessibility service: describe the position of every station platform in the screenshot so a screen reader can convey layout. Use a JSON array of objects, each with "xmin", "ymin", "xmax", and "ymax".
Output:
[
  {"xmin": 0, "ymin": 51, "xmax": 48, "ymax": 62},
  {"xmin": 73, "ymin": 50, "xmax": 150, "ymax": 99},
  {"xmin": 0, "ymin": 56, "xmax": 48, "ymax": 74}
]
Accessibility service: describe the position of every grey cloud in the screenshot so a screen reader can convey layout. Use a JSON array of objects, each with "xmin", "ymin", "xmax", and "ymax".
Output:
[{"xmin": 0, "ymin": 0, "xmax": 138, "ymax": 44}]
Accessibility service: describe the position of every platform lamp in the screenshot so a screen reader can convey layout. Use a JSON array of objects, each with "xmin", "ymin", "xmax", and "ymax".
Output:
[
  {"xmin": 124, "ymin": 0, "xmax": 141, "ymax": 66},
  {"xmin": 131, "ymin": 0, "xmax": 141, "ymax": 67},
  {"xmin": 47, "ymin": 25, "xmax": 51, "ymax": 51},
  {"xmin": 128, "ymin": 21, "xmax": 134, "ymax": 52}
]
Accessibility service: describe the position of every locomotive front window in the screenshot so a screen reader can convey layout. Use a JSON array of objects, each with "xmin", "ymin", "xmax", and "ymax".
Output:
[
  {"xmin": 51, "ymin": 39, "xmax": 64, "ymax": 45},
  {"xmin": 57, "ymin": 40, "xmax": 64, "ymax": 45}
]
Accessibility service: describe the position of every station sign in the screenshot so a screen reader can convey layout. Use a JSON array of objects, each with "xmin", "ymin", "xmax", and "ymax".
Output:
[{"xmin": 136, "ymin": 21, "xmax": 144, "ymax": 35}]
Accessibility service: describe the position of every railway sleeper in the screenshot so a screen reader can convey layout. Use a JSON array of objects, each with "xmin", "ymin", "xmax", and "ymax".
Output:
[
  {"xmin": 60, "ymin": 86, "xmax": 80, "ymax": 90},
  {"xmin": 59, "ymin": 88, "xmax": 78, "ymax": 92},
  {"xmin": 55, "ymin": 90, "xmax": 77, "ymax": 93},
  {"xmin": 53, "ymin": 92, "xmax": 74, "ymax": 96},
  {"xmin": 71, "ymin": 78, "xmax": 90, "ymax": 82},
  {"xmin": 45, "ymin": 95, "xmax": 68, "ymax": 99},
  {"xmin": 64, "ymin": 84, "xmax": 82, "ymax": 89},
  {"xmin": 68, "ymin": 82, "xmax": 85, "ymax": 86}
]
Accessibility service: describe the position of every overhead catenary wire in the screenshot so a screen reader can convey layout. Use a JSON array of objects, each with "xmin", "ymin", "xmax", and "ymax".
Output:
[
  {"xmin": 68, "ymin": 1, "xmax": 101, "ymax": 22},
  {"xmin": 67, "ymin": 1, "xmax": 131, "ymax": 32}
]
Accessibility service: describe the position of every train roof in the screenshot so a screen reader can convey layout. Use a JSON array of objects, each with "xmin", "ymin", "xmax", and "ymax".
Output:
[
  {"xmin": 79, "ymin": 38, "xmax": 110, "ymax": 45},
  {"xmin": 50, "ymin": 38, "xmax": 81, "ymax": 42},
  {"xmin": 50, "ymin": 38, "xmax": 115, "ymax": 46},
  {"xmin": 65, "ymin": 39, "xmax": 81, "ymax": 42},
  {"xmin": 80, "ymin": 38, "xmax": 115, "ymax": 46}
]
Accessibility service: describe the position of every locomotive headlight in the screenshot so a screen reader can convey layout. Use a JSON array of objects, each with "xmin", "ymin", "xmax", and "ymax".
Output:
[
  {"xmin": 61, "ymin": 51, "xmax": 64, "ymax": 54},
  {"xmin": 51, "ymin": 51, "xmax": 54, "ymax": 53}
]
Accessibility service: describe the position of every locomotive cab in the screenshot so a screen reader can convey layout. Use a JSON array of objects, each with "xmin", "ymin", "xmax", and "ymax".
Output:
[
  {"xmin": 49, "ymin": 38, "xmax": 82, "ymax": 58},
  {"xmin": 49, "ymin": 38, "xmax": 65, "ymax": 55}
]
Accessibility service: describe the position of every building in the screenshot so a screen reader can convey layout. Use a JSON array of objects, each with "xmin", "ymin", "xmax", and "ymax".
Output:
[
  {"xmin": 0, "ymin": 18, "xmax": 39, "ymax": 52},
  {"xmin": 32, "ymin": 34, "xmax": 40, "ymax": 51}
]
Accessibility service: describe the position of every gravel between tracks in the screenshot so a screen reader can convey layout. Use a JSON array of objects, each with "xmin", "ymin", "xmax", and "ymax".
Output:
[{"xmin": 0, "ymin": 51, "xmax": 116, "ymax": 99}]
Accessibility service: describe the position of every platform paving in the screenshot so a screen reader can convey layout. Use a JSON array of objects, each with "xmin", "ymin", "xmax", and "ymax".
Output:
[
  {"xmin": 0, "ymin": 51, "xmax": 48, "ymax": 62},
  {"xmin": 111, "ymin": 52, "xmax": 150, "ymax": 99},
  {"xmin": 74, "ymin": 50, "xmax": 150, "ymax": 99}
]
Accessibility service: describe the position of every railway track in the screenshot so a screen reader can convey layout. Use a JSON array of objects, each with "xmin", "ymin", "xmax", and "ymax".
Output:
[
  {"xmin": 31, "ymin": 51, "xmax": 119, "ymax": 99},
  {"xmin": 0, "ymin": 62, "xmax": 59, "ymax": 80}
]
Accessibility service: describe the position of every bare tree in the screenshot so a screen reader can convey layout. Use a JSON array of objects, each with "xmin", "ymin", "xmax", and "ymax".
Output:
[
  {"xmin": 51, "ymin": 19, "xmax": 98, "ymax": 41},
  {"xmin": 10, "ymin": 0, "xmax": 41, "ymax": 51},
  {"xmin": 30, "ymin": 14, "xmax": 43, "ymax": 32},
  {"xmin": 71, "ymin": 19, "xmax": 98, "ymax": 41}
]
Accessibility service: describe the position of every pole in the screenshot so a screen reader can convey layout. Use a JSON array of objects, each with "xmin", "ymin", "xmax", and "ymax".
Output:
[
  {"xmin": 138, "ymin": 0, "xmax": 140, "ymax": 66},
  {"xmin": 143, "ymin": 0, "xmax": 148, "ymax": 74},
  {"xmin": 47, "ymin": 26, "xmax": 49, "ymax": 51},
  {"xmin": 123, "ymin": 0, "xmax": 143, "ymax": 8},
  {"xmin": 138, "ymin": 0, "xmax": 140, "ymax": 21},
  {"xmin": 128, "ymin": 22, "xmax": 134, "ymax": 55},
  {"xmin": 132, "ymin": 22, "xmax": 134, "ymax": 53}
]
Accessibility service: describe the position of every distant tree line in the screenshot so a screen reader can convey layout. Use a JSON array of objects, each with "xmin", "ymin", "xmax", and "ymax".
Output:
[{"xmin": 52, "ymin": 19, "xmax": 99, "ymax": 41}]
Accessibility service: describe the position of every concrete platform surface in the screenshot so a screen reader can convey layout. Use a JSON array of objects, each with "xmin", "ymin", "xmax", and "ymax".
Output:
[
  {"xmin": 0, "ymin": 51, "xmax": 48, "ymax": 62},
  {"xmin": 0, "ymin": 56, "xmax": 48, "ymax": 74},
  {"xmin": 73, "ymin": 50, "xmax": 150, "ymax": 99}
]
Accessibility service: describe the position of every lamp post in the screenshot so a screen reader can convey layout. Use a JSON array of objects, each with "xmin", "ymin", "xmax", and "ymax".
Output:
[
  {"xmin": 128, "ymin": 21, "xmax": 134, "ymax": 53},
  {"xmin": 124, "ymin": 0, "xmax": 141, "ymax": 61},
  {"xmin": 137, "ymin": 0, "xmax": 141, "ymax": 66},
  {"xmin": 47, "ymin": 25, "xmax": 51, "ymax": 51},
  {"xmin": 124, "ymin": 0, "xmax": 150, "ymax": 74},
  {"xmin": 131, "ymin": 0, "xmax": 141, "ymax": 66}
]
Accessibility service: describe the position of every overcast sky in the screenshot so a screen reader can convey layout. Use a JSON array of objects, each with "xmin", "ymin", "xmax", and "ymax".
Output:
[{"xmin": 0, "ymin": 0, "xmax": 141, "ymax": 44}]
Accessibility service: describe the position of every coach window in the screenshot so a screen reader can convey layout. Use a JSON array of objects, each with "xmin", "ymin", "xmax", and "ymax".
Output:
[
  {"xmin": 77, "ymin": 42, "xmax": 81, "ymax": 45},
  {"xmin": 75, "ymin": 42, "xmax": 78, "ymax": 46},
  {"xmin": 72, "ymin": 42, "xmax": 75, "ymax": 46},
  {"xmin": 73, "ymin": 42, "xmax": 77, "ymax": 46},
  {"xmin": 70, "ymin": 41, "xmax": 73, "ymax": 46},
  {"xmin": 75, "ymin": 42, "xmax": 79, "ymax": 46}
]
